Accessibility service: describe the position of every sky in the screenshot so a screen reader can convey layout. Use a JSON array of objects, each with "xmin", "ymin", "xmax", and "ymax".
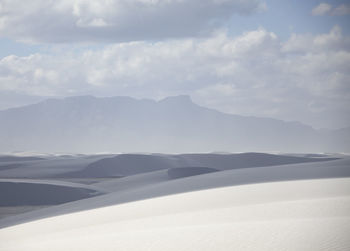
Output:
[{"xmin": 0, "ymin": 0, "xmax": 349, "ymax": 129}]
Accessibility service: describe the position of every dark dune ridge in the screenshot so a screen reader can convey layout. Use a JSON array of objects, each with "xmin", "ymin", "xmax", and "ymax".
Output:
[
  {"xmin": 0, "ymin": 182, "xmax": 100, "ymax": 206},
  {"xmin": 174, "ymin": 152, "xmax": 337, "ymax": 170},
  {"xmin": 0, "ymin": 163, "xmax": 24, "ymax": 171},
  {"xmin": 0, "ymin": 156, "xmax": 44, "ymax": 162},
  {"xmin": 0, "ymin": 154, "xmax": 110, "ymax": 179},
  {"xmin": 63, "ymin": 154, "xmax": 175, "ymax": 178},
  {"xmin": 62, "ymin": 152, "xmax": 338, "ymax": 178}
]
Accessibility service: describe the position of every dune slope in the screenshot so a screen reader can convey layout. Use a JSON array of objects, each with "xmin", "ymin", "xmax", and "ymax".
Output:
[
  {"xmin": 0, "ymin": 178, "xmax": 349, "ymax": 251},
  {"xmin": 1, "ymin": 157, "xmax": 349, "ymax": 228}
]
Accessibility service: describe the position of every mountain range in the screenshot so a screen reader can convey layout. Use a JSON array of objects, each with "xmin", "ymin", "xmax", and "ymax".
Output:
[{"xmin": 0, "ymin": 95, "xmax": 348, "ymax": 153}]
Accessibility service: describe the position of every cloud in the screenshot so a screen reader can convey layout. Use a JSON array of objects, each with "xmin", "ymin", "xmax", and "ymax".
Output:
[
  {"xmin": 312, "ymin": 2, "xmax": 350, "ymax": 16},
  {"xmin": 0, "ymin": 0, "xmax": 265, "ymax": 43},
  {"xmin": 0, "ymin": 26, "xmax": 349, "ymax": 128},
  {"xmin": 332, "ymin": 3, "xmax": 350, "ymax": 16},
  {"xmin": 282, "ymin": 25, "xmax": 350, "ymax": 52},
  {"xmin": 312, "ymin": 3, "xmax": 332, "ymax": 16}
]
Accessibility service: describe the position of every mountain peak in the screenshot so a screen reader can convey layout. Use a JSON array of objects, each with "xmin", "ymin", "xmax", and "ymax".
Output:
[
  {"xmin": 159, "ymin": 95, "xmax": 193, "ymax": 104},
  {"xmin": 64, "ymin": 95, "xmax": 96, "ymax": 101}
]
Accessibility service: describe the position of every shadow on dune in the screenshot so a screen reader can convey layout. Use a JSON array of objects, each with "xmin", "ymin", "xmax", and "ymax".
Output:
[
  {"xmin": 0, "ymin": 182, "xmax": 100, "ymax": 206},
  {"xmin": 167, "ymin": 167, "xmax": 219, "ymax": 179}
]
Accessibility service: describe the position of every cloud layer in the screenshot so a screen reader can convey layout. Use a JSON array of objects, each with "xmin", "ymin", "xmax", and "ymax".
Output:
[
  {"xmin": 312, "ymin": 2, "xmax": 350, "ymax": 16},
  {"xmin": 0, "ymin": 0, "xmax": 264, "ymax": 43},
  {"xmin": 1, "ymin": 26, "xmax": 349, "ymax": 128}
]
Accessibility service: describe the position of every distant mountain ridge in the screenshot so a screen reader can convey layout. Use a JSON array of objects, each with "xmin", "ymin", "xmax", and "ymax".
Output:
[{"xmin": 0, "ymin": 95, "xmax": 348, "ymax": 153}]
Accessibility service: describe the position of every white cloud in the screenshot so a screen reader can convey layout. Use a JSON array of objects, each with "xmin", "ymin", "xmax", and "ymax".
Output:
[
  {"xmin": 0, "ymin": 0, "xmax": 264, "ymax": 43},
  {"xmin": 0, "ymin": 27, "xmax": 349, "ymax": 128},
  {"xmin": 312, "ymin": 3, "xmax": 332, "ymax": 16},
  {"xmin": 282, "ymin": 25, "xmax": 350, "ymax": 53},
  {"xmin": 332, "ymin": 3, "xmax": 350, "ymax": 16},
  {"xmin": 312, "ymin": 2, "xmax": 350, "ymax": 16}
]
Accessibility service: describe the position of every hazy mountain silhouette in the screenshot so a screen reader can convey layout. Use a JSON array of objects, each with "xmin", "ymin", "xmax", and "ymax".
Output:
[{"xmin": 0, "ymin": 95, "xmax": 348, "ymax": 152}]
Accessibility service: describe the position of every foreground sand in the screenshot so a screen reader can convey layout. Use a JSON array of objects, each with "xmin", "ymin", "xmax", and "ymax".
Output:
[{"xmin": 1, "ymin": 177, "xmax": 349, "ymax": 251}]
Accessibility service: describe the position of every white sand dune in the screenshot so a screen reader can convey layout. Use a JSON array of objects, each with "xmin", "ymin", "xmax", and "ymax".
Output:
[
  {"xmin": 0, "ymin": 178, "xmax": 349, "ymax": 251},
  {"xmin": 1, "ymin": 157, "xmax": 349, "ymax": 228}
]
